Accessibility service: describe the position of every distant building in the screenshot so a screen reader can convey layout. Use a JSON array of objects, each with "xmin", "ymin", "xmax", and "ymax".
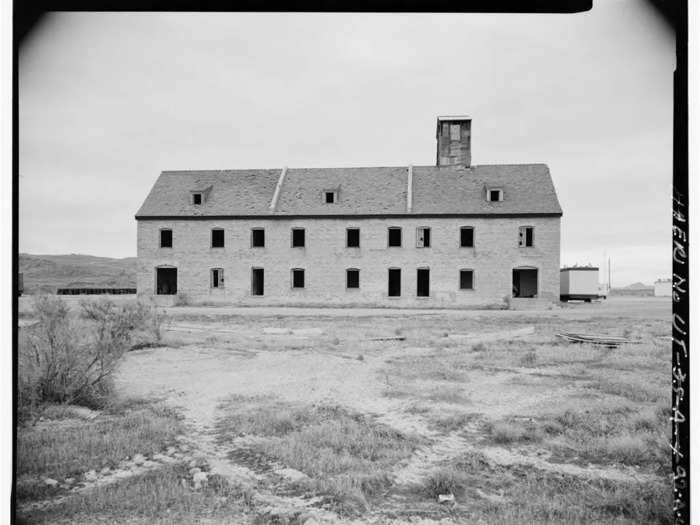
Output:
[
  {"xmin": 654, "ymin": 279, "xmax": 672, "ymax": 297},
  {"xmin": 135, "ymin": 116, "xmax": 563, "ymax": 307}
]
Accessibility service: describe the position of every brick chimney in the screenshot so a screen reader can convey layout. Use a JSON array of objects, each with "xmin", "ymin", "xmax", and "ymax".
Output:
[{"xmin": 436, "ymin": 116, "xmax": 471, "ymax": 167}]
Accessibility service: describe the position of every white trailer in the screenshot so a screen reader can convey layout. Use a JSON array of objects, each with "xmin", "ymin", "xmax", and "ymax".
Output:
[{"xmin": 560, "ymin": 266, "xmax": 601, "ymax": 302}]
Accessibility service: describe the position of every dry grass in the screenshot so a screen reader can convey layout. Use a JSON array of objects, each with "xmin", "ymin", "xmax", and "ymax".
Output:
[
  {"xmin": 16, "ymin": 399, "xmax": 184, "ymax": 501},
  {"xmin": 215, "ymin": 396, "xmax": 421, "ymax": 516},
  {"xmin": 17, "ymin": 463, "xmax": 254, "ymax": 524},
  {"xmin": 417, "ymin": 452, "xmax": 671, "ymax": 525},
  {"xmin": 486, "ymin": 419, "xmax": 543, "ymax": 444}
]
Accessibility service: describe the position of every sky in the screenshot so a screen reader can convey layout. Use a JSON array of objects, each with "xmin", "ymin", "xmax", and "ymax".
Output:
[{"xmin": 18, "ymin": 3, "xmax": 675, "ymax": 286}]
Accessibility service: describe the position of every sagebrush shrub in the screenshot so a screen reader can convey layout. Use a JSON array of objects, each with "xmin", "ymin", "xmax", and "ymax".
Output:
[{"xmin": 19, "ymin": 296, "xmax": 161, "ymax": 416}]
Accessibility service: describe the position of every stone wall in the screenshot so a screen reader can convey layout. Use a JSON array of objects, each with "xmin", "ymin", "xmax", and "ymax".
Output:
[{"xmin": 136, "ymin": 216, "xmax": 560, "ymax": 307}]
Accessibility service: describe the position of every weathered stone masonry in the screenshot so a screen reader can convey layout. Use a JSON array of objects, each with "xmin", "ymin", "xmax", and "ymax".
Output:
[{"xmin": 137, "ymin": 216, "xmax": 560, "ymax": 307}]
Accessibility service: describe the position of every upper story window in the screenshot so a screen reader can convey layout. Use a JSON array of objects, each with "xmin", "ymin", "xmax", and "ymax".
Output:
[
  {"xmin": 251, "ymin": 228, "xmax": 265, "ymax": 248},
  {"xmin": 388, "ymin": 227, "xmax": 402, "ymax": 247},
  {"xmin": 487, "ymin": 188, "xmax": 503, "ymax": 202},
  {"xmin": 324, "ymin": 190, "xmax": 338, "ymax": 204},
  {"xmin": 460, "ymin": 227, "xmax": 474, "ymax": 248},
  {"xmin": 519, "ymin": 226, "xmax": 534, "ymax": 247},
  {"xmin": 160, "ymin": 229, "xmax": 173, "ymax": 248},
  {"xmin": 192, "ymin": 192, "xmax": 203, "ymax": 205},
  {"xmin": 292, "ymin": 228, "xmax": 305, "ymax": 248},
  {"xmin": 416, "ymin": 227, "xmax": 431, "ymax": 248},
  {"xmin": 211, "ymin": 228, "xmax": 225, "ymax": 248},
  {"xmin": 346, "ymin": 228, "xmax": 360, "ymax": 248}
]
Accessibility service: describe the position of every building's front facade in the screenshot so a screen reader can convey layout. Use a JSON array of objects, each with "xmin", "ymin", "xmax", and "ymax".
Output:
[{"xmin": 135, "ymin": 117, "xmax": 563, "ymax": 307}]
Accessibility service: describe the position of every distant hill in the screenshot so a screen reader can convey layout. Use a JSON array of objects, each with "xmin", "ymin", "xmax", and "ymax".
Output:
[
  {"xmin": 610, "ymin": 281, "xmax": 654, "ymax": 296},
  {"xmin": 19, "ymin": 253, "xmax": 137, "ymax": 294},
  {"xmin": 624, "ymin": 282, "xmax": 652, "ymax": 290}
]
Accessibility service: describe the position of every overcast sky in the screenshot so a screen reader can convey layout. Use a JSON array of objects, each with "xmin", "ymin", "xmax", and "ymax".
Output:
[{"xmin": 19, "ymin": 3, "xmax": 674, "ymax": 286}]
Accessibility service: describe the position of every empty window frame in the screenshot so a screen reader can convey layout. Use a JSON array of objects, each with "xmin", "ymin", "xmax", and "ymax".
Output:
[
  {"xmin": 487, "ymin": 189, "xmax": 503, "ymax": 202},
  {"xmin": 211, "ymin": 268, "xmax": 224, "ymax": 288},
  {"xmin": 417, "ymin": 268, "xmax": 430, "ymax": 297},
  {"xmin": 518, "ymin": 226, "xmax": 535, "ymax": 247},
  {"xmin": 460, "ymin": 227, "xmax": 474, "ymax": 248},
  {"xmin": 388, "ymin": 268, "xmax": 401, "ymax": 297},
  {"xmin": 291, "ymin": 268, "xmax": 305, "ymax": 289},
  {"xmin": 211, "ymin": 228, "xmax": 225, "ymax": 248},
  {"xmin": 450, "ymin": 124, "xmax": 461, "ymax": 141},
  {"xmin": 160, "ymin": 229, "xmax": 173, "ymax": 248},
  {"xmin": 251, "ymin": 268, "xmax": 264, "ymax": 295},
  {"xmin": 388, "ymin": 227, "xmax": 402, "ymax": 247},
  {"xmin": 346, "ymin": 268, "xmax": 360, "ymax": 289},
  {"xmin": 416, "ymin": 227, "xmax": 431, "ymax": 248},
  {"xmin": 251, "ymin": 228, "xmax": 265, "ymax": 248},
  {"xmin": 192, "ymin": 192, "xmax": 203, "ymax": 205},
  {"xmin": 346, "ymin": 228, "xmax": 360, "ymax": 248},
  {"xmin": 291, "ymin": 228, "xmax": 305, "ymax": 248},
  {"xmin": 460, "ymin": 269, "xmax": 474, "ymax": 290},
  {"xmin": 324, "ymin": 190, "xmax": 338, "ymax": 204}
]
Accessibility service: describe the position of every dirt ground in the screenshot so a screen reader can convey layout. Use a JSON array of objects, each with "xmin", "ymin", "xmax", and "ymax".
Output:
[{"xmin": 105, "ymin": 296, "xmax": 670, "ymax": 523}]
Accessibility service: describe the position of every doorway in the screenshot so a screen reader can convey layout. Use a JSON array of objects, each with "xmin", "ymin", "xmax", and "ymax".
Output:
[
  {"xmin": 388, "ymin": 268, "xmax": 401, "ymax": 297},
  {"xmin": 512, "ymin": 268, "xmax": 538, "ymax": 298},
  {"xmin": 156, "ymin": 267, "xmax": 177, "ymax": 295},
  {"xmin": 417, "ymin": 268, "xmax": 430, "ymax": 297}
]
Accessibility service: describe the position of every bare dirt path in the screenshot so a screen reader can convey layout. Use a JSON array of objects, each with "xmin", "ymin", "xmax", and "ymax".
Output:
[{"xmin": 115, "ymin": 315, "xmax": 661, "ymax": 518}]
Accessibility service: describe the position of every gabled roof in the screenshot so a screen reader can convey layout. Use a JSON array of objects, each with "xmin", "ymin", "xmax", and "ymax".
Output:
[{"xmin": 135, "ymin": 164, "xmax": 562, "ymax": 219}]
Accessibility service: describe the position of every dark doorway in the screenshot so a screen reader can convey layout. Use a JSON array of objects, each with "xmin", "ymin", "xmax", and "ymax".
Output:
[
  {"xmin": 252, "ymin": 268, "xmax": 264, "ymax": 296},
  {"xmin": 156, "ymin": 267, "xmax": 177, "ymax": 295},
  {"xmin": 512, "ymin": 268, "xmax": 538, "ymax": 298},
  {"xmin": 388, "ymin": 268, "xmax": 401, "ymax": 297},
  {"xmin": 417, "ymin": 268, "xmax": 430, "ymax": 297}
]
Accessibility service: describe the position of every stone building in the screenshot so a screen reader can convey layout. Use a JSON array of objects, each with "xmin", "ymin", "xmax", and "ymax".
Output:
[{"xmin": 135, "ymin": 116, "xmax": 562, "ymax": 307}]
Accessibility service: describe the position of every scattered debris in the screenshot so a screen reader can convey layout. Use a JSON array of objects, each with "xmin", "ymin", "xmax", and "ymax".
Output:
[
  {"xmin": 274, "ymin": 467, "xmax": 309, "ymax": 483},
  {"xmin": 292, "ymin": 328, "xmax": 324, "ymax": 336},
  {"xmin": 438, "ymin": 493, "xmax": 455, "ymax": 504},
  {"xmin": 263, "ymin": 327, "xmax": 290, "ymax": 335},
  {"xmin": 83, "ymin": 470, "xmax": 98, "ymax": 482},
  {"xmin": 193, "ymin": 471, "xmax": 208, "ymax": 490},
  {"xmin": 448, "ymin": 326, "xmax": 535, "ymax": 341},
  {"xmin": 555, "ymin": 332, "xmax": 637, "ymax": 348}
]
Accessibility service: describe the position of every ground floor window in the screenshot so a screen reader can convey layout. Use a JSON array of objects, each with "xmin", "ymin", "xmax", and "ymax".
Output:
[
  {"xmin": 417, "ymin": 268, "xmax": 430, "ymax": 297},
  {"xmin": 211, "ymin": 268, "xmax": 224, "ymax": 288},
  {"xmin": 460, "ymin": 269, "xmax": 474, "ymax": 290},
  {"xmin": 251, "ymin": 268, "xmax": 264, "ymax": 295},
  {"xmin": 292, "ymin": 268, "xmax": 305, "ymax": 288},
  {"xmin": 156, "ymin": 267, "xmax": 177, "ymax": 295},
  {"xmin": 346, "ymin": 269, "xmax": 359, "ymax": 289},
  {"xmin": 513, "ymin": 268, "xmax": 538, "ymax": 298},
  {"xmin": 388, "ymin": 268, "xmax": 401, "ymax": 297}
]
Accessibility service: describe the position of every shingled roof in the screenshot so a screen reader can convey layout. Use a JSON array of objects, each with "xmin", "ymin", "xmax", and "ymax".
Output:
[{"xmin": 135, "ymin": 164, "xmax": 562, "ymax": 218}]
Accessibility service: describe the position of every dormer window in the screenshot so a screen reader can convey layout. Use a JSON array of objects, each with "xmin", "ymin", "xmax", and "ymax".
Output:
[
  {"xmin": 324, "ymin": 190, "xmax": 338, "ymax": 204},
  {"xmin": 190, "ymin": 185, "xmax": 212, "ymax": 205},
  {"xmin": 487, "ymin": 189, "xmax": 503, "ymax": 202}
]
